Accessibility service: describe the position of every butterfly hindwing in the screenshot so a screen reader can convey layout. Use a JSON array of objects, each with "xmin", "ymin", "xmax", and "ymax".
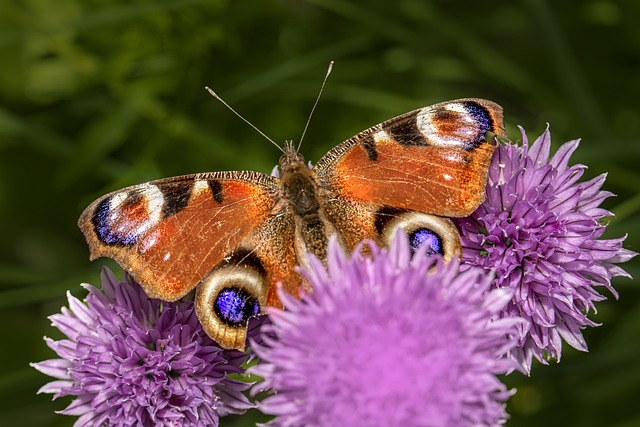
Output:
[{"xmin": 193, "ymin": 210, "xmax": 303, "ymax": 350}]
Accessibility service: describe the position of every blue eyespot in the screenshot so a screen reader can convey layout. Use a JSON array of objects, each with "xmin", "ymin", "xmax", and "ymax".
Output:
[
  {"xmin": 214, "ymin": 287, "xmax": 260, "ymax": 326},
  {"xmin": 409, "ymin": 228, "xmax": 444, "ymax": 257},
  {"xmin": 462, "ymin": 101, "xmax": 492, "ymax": 148},
  {"xmin": 93, "ymin": 198, "xmax": 139, "ymax": 246}
]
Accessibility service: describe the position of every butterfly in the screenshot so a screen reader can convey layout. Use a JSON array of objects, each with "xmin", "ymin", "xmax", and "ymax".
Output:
[{"xmin": 78, "ymin": 98, "xmax": 505, "ymax": 351}]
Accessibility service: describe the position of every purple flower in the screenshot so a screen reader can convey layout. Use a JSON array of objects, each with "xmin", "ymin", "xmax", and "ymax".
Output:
[
  {"xmin": 31, "ymin": 268, "xmax": 254, "ymax": 427},
  {"xmin": 251, "ymin": 234, "xmax": 522, "ymax": 427},
  {"xmin": 455, "ymin": 126, "xmax": 636, "ymax": 371}
]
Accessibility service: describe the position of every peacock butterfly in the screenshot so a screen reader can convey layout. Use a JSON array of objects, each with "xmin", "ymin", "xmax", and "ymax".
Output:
[{"xmin": 78, "ymin": 96, "xmax": 505, "ymax": 351}]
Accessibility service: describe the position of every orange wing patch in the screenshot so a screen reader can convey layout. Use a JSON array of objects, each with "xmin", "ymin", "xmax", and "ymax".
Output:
[{"xmin": 332, "ymin": 140, "xmax": 495, "ymax": 217}]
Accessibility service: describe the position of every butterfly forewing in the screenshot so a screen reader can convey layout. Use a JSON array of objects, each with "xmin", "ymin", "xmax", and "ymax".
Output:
[
  {"xmin": 78, "ymin": 171, "xmax": 280, "ymax": 302},
  {"xmin": 315, "ymin": 98, "xmax": 504, "ymax": 217}
]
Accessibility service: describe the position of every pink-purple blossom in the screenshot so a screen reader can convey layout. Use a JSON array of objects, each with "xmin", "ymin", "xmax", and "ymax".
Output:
[
  {"xmin": 32, "ymin": 268, "xmax": 254, "ymax": 427},
  {"xmin": 250, "ymin": 234, "xmax": 522, "ymax": 427},
  {"xmin": 33, "ymin": 124, "xmax": 636, "ymax": 425},
  {"xmin": 454, "ymin": 126, "xmax": 636, "ymax": 371}
]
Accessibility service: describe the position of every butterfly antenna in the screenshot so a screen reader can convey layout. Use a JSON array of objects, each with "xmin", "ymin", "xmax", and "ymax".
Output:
[
  {"xmin": 297, "ymin": 61, "xmax": 334, "ymax": 152},
  {"xmin": 205, "ymin": 86, "xmax": 284, "ymax": 153}
]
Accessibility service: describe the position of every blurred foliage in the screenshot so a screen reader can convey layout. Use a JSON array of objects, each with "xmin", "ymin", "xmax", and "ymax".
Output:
[{"xmin": 0, "ymin": 0, "xmax": 639, "ymax": 426}]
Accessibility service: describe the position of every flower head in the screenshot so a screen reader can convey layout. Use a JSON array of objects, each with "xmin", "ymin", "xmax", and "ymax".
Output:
[
  {"xmin": 32, "ymin": 268, "xmax": 254, "ymax": 427},
  {"xmin": 455, "ymin": 127, "xmax": 636, "ymax": 371},
  {"xmin": 251, "ymin": 234, "xmax": 522, "ymax": 427}
]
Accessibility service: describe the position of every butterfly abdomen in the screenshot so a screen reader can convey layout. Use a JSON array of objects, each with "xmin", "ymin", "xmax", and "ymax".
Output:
[{"xmin": 279, "ymin": 156, "xmax": 336, "ymax": 263}]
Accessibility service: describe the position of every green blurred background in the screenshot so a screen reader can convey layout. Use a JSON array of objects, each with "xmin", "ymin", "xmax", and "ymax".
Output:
[{"xmin": 1, "ymin": 0, "xmax": 638, "ymax": 426}]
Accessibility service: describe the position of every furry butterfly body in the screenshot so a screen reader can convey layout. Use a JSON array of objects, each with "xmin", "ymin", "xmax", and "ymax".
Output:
[{"xmin": 79, "ymin": 98, "xmax": 505, "ymax": 350}]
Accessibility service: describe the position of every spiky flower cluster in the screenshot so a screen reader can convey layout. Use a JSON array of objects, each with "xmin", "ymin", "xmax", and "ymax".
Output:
[
  {"xmin": 454, "ymin": 127, "xmax": 635, "ymax": 370},
  {"xmin": 251, "ymin": 234, "xmax": 522, "ymax": 427},
  {"xmin": 32, "ymin": 268, "xmax": 253, "ymax": 427},
  {"xmin": 33, "ymin": 127, "xmax": 634, "ymax": 425}
]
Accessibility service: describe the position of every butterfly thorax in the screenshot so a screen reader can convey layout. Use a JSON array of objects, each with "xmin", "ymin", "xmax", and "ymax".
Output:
[{"xmin": 279, "ymin": 150, "xmax": 319, "ymax": 216}]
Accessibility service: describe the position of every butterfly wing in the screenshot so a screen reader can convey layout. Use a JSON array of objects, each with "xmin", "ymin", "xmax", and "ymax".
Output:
[
  {"xmin": 79, "ymin": 171, "xmax": 302, "ymax": 350},
  {"xmin": 314, "ymin": 98, "xmax": 504, "ymax": 249}
]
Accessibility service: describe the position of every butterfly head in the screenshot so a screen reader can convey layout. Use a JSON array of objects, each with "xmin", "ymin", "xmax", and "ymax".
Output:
[{"xmin": 279, "ymin": 140, "xmax": 308, "ymax": 174}]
